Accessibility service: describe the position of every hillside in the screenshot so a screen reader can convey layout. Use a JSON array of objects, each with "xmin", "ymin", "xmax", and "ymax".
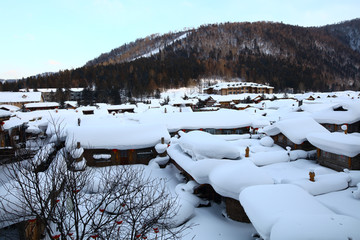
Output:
[
  {"xmin": 84, "ymin": 20, "xmax": 360, "ymax": 91},
  {"xmin": 2, "ymin": 20, "xmax": 359, "ymax": 97}
]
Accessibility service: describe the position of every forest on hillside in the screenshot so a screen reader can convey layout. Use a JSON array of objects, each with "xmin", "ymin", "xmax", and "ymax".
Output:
[{"xmin": 1, "ymin": 20, "xmax": 359, "ymax": 97}]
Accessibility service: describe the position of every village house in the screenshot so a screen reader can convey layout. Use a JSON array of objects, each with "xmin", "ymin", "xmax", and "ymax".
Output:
[
  {"xmin": 0, "ymin": 92, "xmax": 43, "ymax": 108},
  {"xmin": 24, "ymin": 102, "xmax": 59, "ymax": 111},
  {"xmin": 203, "ymin": 82, "xmax": 274, "ymax": 95},
  {"xmin": 66, "ymin": 123, "xmax": 170, "ymax": 167},
  {"xmin": 307, "ymin": 131, "xmax": 360, "ymax": 171},
  {"xmin": 309, "ymin": 102, "xmax": 360, "ymax": 133},
  {"xmin": 262, "ymin": 116, "xmax": 329, "ymax": 151},
  {"xmin": 106, "ymin": 104, "xmax": 136, "ymax": 114}
]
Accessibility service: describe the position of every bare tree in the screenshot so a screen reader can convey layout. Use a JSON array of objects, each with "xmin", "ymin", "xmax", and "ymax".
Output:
[{"xmin": 0, "ymin": 121, "xmax": 189, "ymax": 240}]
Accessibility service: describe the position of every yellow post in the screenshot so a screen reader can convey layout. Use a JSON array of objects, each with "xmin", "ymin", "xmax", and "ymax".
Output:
[{"xmin": 245, "ymin": 147, "xmax": 250, "ymax": 158}]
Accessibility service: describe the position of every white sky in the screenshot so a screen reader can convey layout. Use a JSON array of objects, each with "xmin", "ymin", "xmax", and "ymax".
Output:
[{"xmin": 1, "ymin": 0, "xmax": 359, "ymax": 80}]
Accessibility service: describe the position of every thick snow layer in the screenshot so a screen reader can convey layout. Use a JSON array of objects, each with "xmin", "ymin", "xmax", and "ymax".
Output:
[
  {"xmin": 259, "ymin": 136, "xmax": 274, "ymax": 147},
  {"xmin": 261, "ymin": 159, "xmax": 336, "ymax": 184},
  {"xmin": 344, "ymin": 169, "xmax": 360, "ymax": 187},
  {"xmin": 155, "ymin": 143, "xmax": 167, "ymax": 154},
  {"xmin": 24, "ymin": 102, "xmax": 59, "ymax": 108},
  {"xmin": 70, "ymin": 147, "xmax": 84, "ymax": 158},
  {"xmin": 130, "ymin": 109, "xmax": 265, "ymax": 133},
  {"xmin": 66, "ymin": 123, "xmax": 170, "ymax": 150},
  {"xmin": 353, "ymin": 183, "xmax": 360, "ymax": 199},
  {"xmin": 239, "ymin": 184, "xmax": 334, "ymax": 240},
  {"xmin": 283, "ymin": 172, "xmax": 350, "ymax": 196},
  {"xmin": 270, "ymin": 214, "xmax": 360, "ymax": 240},
  {"xmin": 311, "ymin": 102, "xmax": 360, "ymax": 125},
  {"xmin": 248, "ymin": 150, "xmax": 289, "ymax": 166},
  {"xmin": 0, "ymin": 92, "xmax": 42, "ymax": 103},
  {"xmin": 208, "ymin": 159, "xmax": 274, "ymax": 199},
  {"xmin": 307, "ymin": 132, "xmax": 360, "ymax": 157},
  {"xmin": 316, "ymin": 187, "xmax": 360, "ymax": 221},
  {"xmin": 263, "ymin": 117, "xmax": 329, "ymax": 144},
  {"xmin": 178, "ymin": 131, "xmax": 240, "ymax": 160}
]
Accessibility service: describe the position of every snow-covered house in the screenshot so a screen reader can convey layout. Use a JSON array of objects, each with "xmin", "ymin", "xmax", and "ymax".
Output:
[
  {"xmin": 66, "ymin": 123, "xmax": 170, "ymax": 167},
  {"xmin": 240, "ymin": 184, "xmax": 360, "ymax": 240},
  {"xmin": 168, "ymin": 131, "xmax": 274, "ymax": 222},
  {"xmin": 310, "ymin": 102, "xmax": 360, "ymax": 133},
  {"xmin": 262, "ymin": 117, "xmax": 329, "ymax": 150},
  {"xmin": 134, "ymin": 109, "xmax": 268, "ymax": 136},
  {"xmin": 307, "ymin": 132, "xmax": 360, "ymax": 171},
  {"xmin": 106, "ymin": 104, "xmax": 136, "ymax": 114},
  {"xmin": 24, "ymin": 102, "xmax": 59, "ymax": 111},
  {"xmin": 0, "ymin": 92, "xmax": 43, "ymax": 108},
  {"xmin": 204, "ymin": 82, "xmax": 274, "ymax": 95}
]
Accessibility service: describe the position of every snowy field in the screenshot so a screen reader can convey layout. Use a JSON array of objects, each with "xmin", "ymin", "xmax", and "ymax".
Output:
[{"xmin": 1, "ymin": 88, "xmax": 360, "ymax": 239}]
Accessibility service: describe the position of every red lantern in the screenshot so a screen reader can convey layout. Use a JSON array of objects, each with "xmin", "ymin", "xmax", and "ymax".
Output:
[
  {"xmin": 99, "ymin": 208, "xmax": 105, "ymax": 213},
  {"xmin": 143, "ymin": 236, "xmax": 147, "ymax": 239},
  {"xmin": 116, "ymin": 220, "xmax": 123, "ymax": 225},
  {"xmin": 136, "ymin": 234, "xmax": 141, "ymax": 238},
  {"xmin": 112, "ymin": 149, "xmax": 118, "ymax": 153},
  {"xmin": 55, "ymin": 199, "xmax": 60, "ymax": 203},
  {"xmin": 153, "ymin": 227, "xmax": 159, "ymax": 233},
  {"xmin": 73, "ymin": 189, "xmax": 80, "ymax": 194},
  {"xmin": 28, "ymin": 218, "xmax": 36, "ymax": 223},
  {"xmin": 90, "ymin": 234, "xmax": 99, "ymax": 239},
  {"xmin": 68, "ymin": 233, "xmax": 73, "ymax": 236},
  {"xmin": 121, "ymin": 203, "xmax": 126, "ymax": 207}
]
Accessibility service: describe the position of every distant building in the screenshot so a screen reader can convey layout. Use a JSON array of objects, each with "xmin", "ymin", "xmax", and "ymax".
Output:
[
  {"xmin": 204, "ymin": 82, "xmax": 274, "ymax": 95},
  {"xmin": 0, "ymin": 92, "xmax": 43, "ymax": 108}
]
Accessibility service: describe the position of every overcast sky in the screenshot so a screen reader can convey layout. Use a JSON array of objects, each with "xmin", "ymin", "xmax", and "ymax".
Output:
[{"xmin": 1, "ymin": 0, "xmax": 359, "ymax": 80}]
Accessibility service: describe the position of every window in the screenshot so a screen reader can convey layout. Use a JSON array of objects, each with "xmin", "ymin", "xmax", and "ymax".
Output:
[{"xmin": 120, "ymin": 150, "xmax": 128, "ymax": 157}]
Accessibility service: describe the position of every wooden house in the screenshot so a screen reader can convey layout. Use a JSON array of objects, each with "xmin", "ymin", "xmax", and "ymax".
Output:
[
  {"xmin": 106, "ymin": 104, "xmax": 136, "ymax": 114},
  {"xmin": 308, "ymin": 132, "xmax": 360, "ymax": 171},
  {"xmin": 66, "ymin": 123, "xmax": 170, "ymax": 167},
  {"xmin": 24, "ymin": 102, "xmax": 59, "ymax": 111},
  {"xmin": 311, "ymin": 103, "xmax": 360, "ymax": 134},
  {"xmin": 262, "ymin": 117, "xmax": 329, "ymax": 151},
  {"xmin": 0, "ymin": 92, "xmax": 43, "ymax": 108}
]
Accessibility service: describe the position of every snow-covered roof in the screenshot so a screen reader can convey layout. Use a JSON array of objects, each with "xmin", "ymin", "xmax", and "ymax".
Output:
[
  {"xmin": 106, "ymin": 104, "xmax": 136, "ymax": 110},
  {"xmin": 239, "ymin": 184, "xmax": 336, "ymax": 240},
  {"xmin": 132, "ymin": 109, "xmax": 268, "ymax": 132},
  {"xmin": 0, "ymin": 104, "xmax": 20, "ymax": 112},
  {"xmin": 310, "ymin": 101, "xmax": 360, "ymax": 125},
  {"xmin": 307, "ymin": 132, "xmax": 360, "ymax": 157},
  {"xmin": 206, "ymin": 81, "xmax": 274, "ymax": 91},
  {"xmin": 25, "ymin": 102, "xmax": 59, "ymax": 108},
  {"xmin": 263, "ymin": 117, "xmax": 329, "ymax": 144},
  {"xmin": 66, "ymin": 123, "xmax": 170, "ymax": 150},
  {"xmin": 0, "ymin": 109, "xmax": 12, "ymax": 118},
  {"xmin": 0, "ymin": 92, "xmax": 42, "ymax": 103}
]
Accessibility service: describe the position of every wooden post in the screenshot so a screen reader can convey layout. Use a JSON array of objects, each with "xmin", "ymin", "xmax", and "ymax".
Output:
[
  {"xmin": 76, "ymin": 142, "xmax": 81, "ymax": 149},
  {"xmin": 348, "ymin": 157, "xmax": 352, "ymax": 169},
  {"xmin": 161, "ymin": 137, "xmax": 164, "ymax": 144},
  {"xmin": 245, "ymin": 147, "xmax": 250, "ymax": 158}
]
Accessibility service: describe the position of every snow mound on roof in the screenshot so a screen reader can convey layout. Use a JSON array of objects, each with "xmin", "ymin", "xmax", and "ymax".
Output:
[
  {"xmin": 249, "ymin": 150, "xmax": 289, "ymax": 166},
  {"xmin": 307, "ymin": 132, "xmax": 360, "ymax": 158},
  {"xmin": 239, "ymin": 184, "xmax": 334, "ymax": 240},
  {"xmin": 208, "ymin": 159, "xmax": 274, "ymax": 199},
  {"xmin": 344, "ymin": 169, "xmax": 360, "ymax": 187},
  {"xmin": 282, "ymin": 172, "xmax": 350, "ymax": 195},
  {"xmin": 178, "ymin": 130, "xmax": 240, "ymax": 160},
  {"xmin": 259, "ymin": 136, "xmax": 274, "ymax": 147},
  {"xmin": 270, "ymin": 214, "xmax": 360, "ymax": 240}
]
